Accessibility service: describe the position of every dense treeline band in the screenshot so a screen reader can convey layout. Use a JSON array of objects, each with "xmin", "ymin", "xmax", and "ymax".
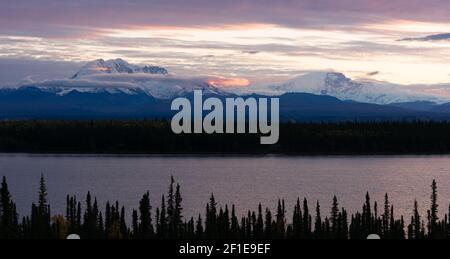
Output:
[
  {"xmin": 2, "ymin": 120, "xmax": 450, "ymax": 154},
  {"xmin": 0, "ymin": 176, "xmax": 448, "ymax": 239}
]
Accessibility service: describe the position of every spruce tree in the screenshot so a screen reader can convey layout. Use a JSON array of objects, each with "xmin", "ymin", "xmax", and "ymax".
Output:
[
  {"xmin": 83, "ymin": 192, "xmax": 97, "ymax": 238},
  {"xmin": 240, "ymin": 217, "xmax": 246, "ymax": 238},
  {"xmin": 412, "ymin": 200, "xmax": 422, "ymax": 239},
  {"xmin": 341, "ymin": 208, "xmax": 348, "ymax": 239},
  {"xmin": 246, "ymin": 211, "xmax": 252, "ymax": 238},
  {"xmin": 429, "ymin": 180, "xmax": 439, "ymax": 238},
  {"xmin": 264, "ymin": 208, "xmax": 272, "ymax": 238},
  {"xmin": 255, "ymin": 204, "xmax": 264, "ymax": 239},
  {"xmin": 174, "ymin": 184, "xmax": 183, "ymax": 237},
  {"xmin": 205, "ymin": 194, "xmax": 217, "ymax": 238},
  {"xmin": 223, "ymin": 205, "xmax": 231, "ymax": 237},
  {"xmin": 159, "ymin": 195, "xmax": 167, "ymax": 238},
  {"xmin": 362, "ymin": 192, "xmax": 372, "ymax": 235},
  {"xmin": 76, "ymin": 201, "xmax": 81, "ymax": 234},
  {"xmin": 65, "ymin": 195, "xmax": 79, "ymax": 234},
  {"xmin": 331, "ymin": 196, "xmax": 339, "ymax": 238},
  {"xmin": 155, "ymin": 207, "xmax": 160, "ymax": 237},
  {"xmin": 31, "ymin": 174, "xmax": 52, "ymax": 239},
  {"xmin": 120, "ymin": 206, "xmax": 128, "ymax": 239},
  {"xmin": 275, "ymin": 199, "xmax": 286, "ymax": 238},
  {"xmin": 93, "ymin": 198, "xmax": 100, "ymax": 238},
  {"xmin": 292, "ymin": 198, "xmax": 301, "ymax": 238},
  {"xmin": 195, "ymin": 214, "xmax": 204, "ymax": 238},
  {"xmin": 314, "ymin": 201, "xmax": 322, "ymax": 239},
  {"xmin": 0, "ymin": 177, "xmax": 19, "ymax": 238},
  {"xmin": 167, "ymin": 176, "xmax": 175, "ymax": 237},
  {"xmin": 139, "ymin": 191, "xmax": 153, "ymax": 238},
  {"xmin": 98, "ymin": 212, "xmax": 104, "ymax": 237},
  {"xmin": 132, "ymin": 210, "xmax": 139, "ymax": 238},
  {"xmin": 303, "ymin": 198, "xmax": 311, "ymax": 237},
  {"xmin": 105, "ymin": 201, "xmax": 111, "ymax": 238},
  {"xmin": 382, "ymin": 193, "xmax": 390, "ymax": 238},
  {"xmin": 230, "ymin": 205, "xmax": 239, "ymax": 238}
]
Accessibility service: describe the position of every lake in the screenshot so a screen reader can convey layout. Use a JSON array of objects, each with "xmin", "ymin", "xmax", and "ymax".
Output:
[{"xmin": 1, "ymin": 154, "xmax": 449, "ymax": 221}]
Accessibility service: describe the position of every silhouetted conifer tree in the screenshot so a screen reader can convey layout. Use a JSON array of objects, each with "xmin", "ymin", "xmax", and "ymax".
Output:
[
  {"xmin": 159, "ymin": 195, "xmax": 167, "ymax": 238},
  {"xmin": 314, "ymin": 201, "xmax": 322, "ymax": 239},
  {"xmin": 331, "ymin": 196, "xmax": 339, "ymax": 238},
  {"xmin": 195, "ymin": 214, "xmax": 204, "ymax": 238},
  {"xmin": 82, "ymin": 192, "xmax": 99, "ymax": 239},
  {"xmin": 230, "ymin": 205, "xmax": 239, "ymax": 238},
  {"xmin": 0, "ymin": 177, "xmax": 19, "ymax": 238},
  {"xmin": 138, "ymin": 191, "xmax": 153, "ymax": 239},
  {"xmin": 120, "ymin": 206, "xmax": 128, "ymax": 238},
  {"xmin": 167, "ymin": 176, "xmax": 175, "ymax": 237},
  {"xmin": 303, "ymin": 198, "xmax": 311, "ymax": 238},
  {"xmin": 205, "ymin": 194, "xmax": 217, "ymax": 238},
  {"xmin": 408, "ymin": 200, "xmax": 424, "ymax": 239},
  {"xmin": 30, "ymin": 174, "xmax": 52, "ymax": 239},
  {"xmin": 255, "ymin": 204, "xmax": 264, "ymax": 239},
  {"xmin": 174, "ymin": 184, "xmax": 183, "ymax": 237},
  {"xmin": 382, "ymin": 193, "xmax": 390, "ymax": 238},
  {"xmin": 264, "ymin": 208, "xmax": 272, "ymax": 238},
  {"xmin": 247, "ymin": 211, "xmax": 253, "ymax": 238},
  {"xmin": 132, "ymin": 209, "xmax": 139, "ymax": 239},
  {"xmin": 429, "ymin": 180, "xmax": 439, "ymax": 238},
  {"xmin": 275, "ymin": 199, "xmax": 286, "ymax": 238},
  {"xmin": 292, "ymin": 198, "xmax": 302, "ymax": 238}
]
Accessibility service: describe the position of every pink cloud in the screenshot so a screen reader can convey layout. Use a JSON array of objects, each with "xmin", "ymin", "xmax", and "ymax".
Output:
[{"xmin": 208, "ymin": 77, "xmax": 250, "ymax": 88}]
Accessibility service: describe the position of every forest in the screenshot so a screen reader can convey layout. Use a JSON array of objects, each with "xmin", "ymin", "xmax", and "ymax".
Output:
[
  {"xmin": 0, "ymin": 175, "xmax": 448, "ymax": 239},
  {"xmin": 1, "ymin": 120, "xmax": 450, "ymax": 154}
]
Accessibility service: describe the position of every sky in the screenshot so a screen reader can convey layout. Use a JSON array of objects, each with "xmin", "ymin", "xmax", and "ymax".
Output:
[{"xmin": 1, "ymin": 0, "xmax": 450, "ymax": 86}]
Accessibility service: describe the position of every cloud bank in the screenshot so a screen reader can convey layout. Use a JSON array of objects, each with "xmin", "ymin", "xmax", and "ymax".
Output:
[
  {"xmin": 3, "ymin": 0, "xmax": 450, "ymax": 37},
  {"xmin": 2, "ymin": 1, "xmax": 450, "ymax": 85},
  {"xmin": 17, "ymin": 72, "xmax": 250, "ymax": 98},
  {"xmin": 399, "ymin": 33, "xmax": 450, "ymax": 41}
]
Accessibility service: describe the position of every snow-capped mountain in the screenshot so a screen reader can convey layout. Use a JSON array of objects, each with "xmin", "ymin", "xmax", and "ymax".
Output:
[
  {"xmin": 34, "ymin": 77, "xmax": 223, "ymax": 100},
  {"xmin": 26, "ymin": 58, "xmax": 225, "ymax": 99},
  {"xmin": 71, "ymin": 58, "xmax": 168, "ymax": 79},
  {"xmin": 10, "ymin": 58, "xmax": 450, "ymax": 105},
  {"xmin": 234, "ymin": 72, "xmax": 450, "ymax": 105},
  {"xmin": 6, "ymin": 62, "xmax": 450, "ymax": 119}
]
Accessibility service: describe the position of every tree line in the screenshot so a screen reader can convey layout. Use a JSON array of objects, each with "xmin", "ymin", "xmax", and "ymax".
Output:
[
  {"xmin": 3, "ymin": 120, "xmax": 450, "ymax": 154},
  {"xmin": 1, "ymin": 175, "xmax": 450, "ymax": 239}
]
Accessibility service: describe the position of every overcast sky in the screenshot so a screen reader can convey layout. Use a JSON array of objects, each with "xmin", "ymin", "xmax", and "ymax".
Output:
[{"xmin": 1, "ymin": 0, "xmax": 450, "ymax": 86}]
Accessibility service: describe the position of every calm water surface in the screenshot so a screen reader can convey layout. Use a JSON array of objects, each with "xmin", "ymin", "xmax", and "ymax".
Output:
[{"xmin": 1, "ymin": 154, "xmax": 449, "ymax": 220}]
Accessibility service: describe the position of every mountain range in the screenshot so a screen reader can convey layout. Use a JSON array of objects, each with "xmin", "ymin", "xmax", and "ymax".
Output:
[
  {"xmin": 2, "ymin": 58, "xmax": 450, "ymax": 120},
  {"xmin": 231, "ymin": 72, "xmax": 450, "ymax": 105},
  {"xmin": 71, "ymin": 58, "xmax": 169, "ymax": 79}
]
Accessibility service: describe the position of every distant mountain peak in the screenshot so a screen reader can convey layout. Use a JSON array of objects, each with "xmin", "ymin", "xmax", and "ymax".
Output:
[
  {"xmin": 71, "ymin": 58, "xmax": 168, "ymax": 79},
  {"xmin": 290, "ymin": 72, "xmax": 420, "ymax": 104},
  {"xmin": 229, "ymin": 71, "xmax": 449, "ymax": 105},
  {"xmin": 267, "ymin": 71, "xmax": 363, "ymax": 101}
]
